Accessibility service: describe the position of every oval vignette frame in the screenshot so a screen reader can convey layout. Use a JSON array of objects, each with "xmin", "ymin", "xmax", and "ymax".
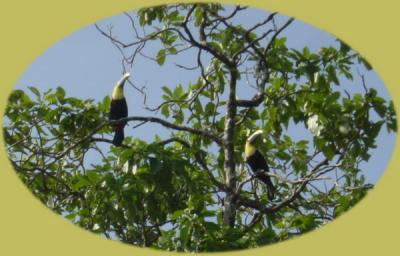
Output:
[{"xmin": 0, "ymin": 1, "xmax": 399, "ymax": 256}]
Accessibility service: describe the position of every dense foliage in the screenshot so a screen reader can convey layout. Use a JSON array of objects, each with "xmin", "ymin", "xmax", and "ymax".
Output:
[{"xmin": 3, "ymin": 3, "xmax": 397, "ymax": 252}]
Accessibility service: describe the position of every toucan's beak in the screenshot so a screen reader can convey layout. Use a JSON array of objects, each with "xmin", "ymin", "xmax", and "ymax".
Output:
[
  {"xmin": 247, "ymin": 130, "xmax": 264, "ymax": 144},
  {"xmin": 117, "ymin": 73, "xmax": 130, "ymax": 87}
]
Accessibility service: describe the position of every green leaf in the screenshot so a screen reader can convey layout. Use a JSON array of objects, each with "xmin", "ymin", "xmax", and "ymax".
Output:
[
  {"xmin": 86, "ymin": 171, "xmax": 101, "ymax": 184},
  {"xmin": 193, "ymin": 99, "xmax": 203, "ymax": 114},
  {"xmin": 139, "ymin": 11, "xmax": 146, "ymax": 26},
  {"xmin": 99, "ymin": 96, "xmax": 111, "ymax": 112},
  {"xmin": 220, "ymin": 28, "xmax": 234, "ymax": 47},
  {"xmin": 174, "ymin": 110, "xmax": 184, "ymax": 124},
  {"xmin": 327, "ymin": 91, "xmax": 340, "ymax": 103},
  {"xmin": 326, "ymin": 65, "xmax": 339, "ymax": 85},
  {"xmin": 358, "ymin": 56, "xmax": 372, "ymax": 70},
  {"xmin": 299, "ymin": 215, "xmax": 316, "ymax": 231},
  {"xmin": 339, "ymin": 40, "xmax": 351, "ymax": 54},
  {"xmin": 72, "ymin": 177, "xmax": 91, "ymax": 191},
  {"xmin": 371, "ymin": 96, "xmax": 387, "ymax": 117},
  {"xmin": 21, "ymin": 92, "xmax": 33, "ymax": 107},
  {"xmin": 276, "ymin": 150, "xmax": 290, "ymax": 160},
  {"xmin": 162, "ymin": 86, "xmax": 173, "ymax": 96},
  {"xmin": 28, "ymin": 86, "xmax": 41, "ymax": 98},
  {"xmin": 217, "ymin": 71, "xmax": 225, "ymax": 89},
  {"xmin": 208, "ymin": 41, "xmax": 223, "ymax": 52},
  {"xmin": 156, "ymin": 49, "xmax": 166, "ymax": 65},
  {"xmin": 205, "ymin": 102, "xmax": 215, "ymax": 115},
  {"xmin": 56, "ymin": 87, "xmax": 66, "ymax": 101},
  {"xmin": 256, "ymin": 228, "xmax": 276, "ymax": 245},
  {"xmin": 168, "ymin": 47, "xmax": 177, "ymax": 54},
  {"xmin": 314, "ymin": 137, "xmax": 325, "ymax": 150},
  {"xmin": 194, "ymin": 6, "xmax": 203, "ymax": 26},
  {"xmin": 171, "ymin": 210, "xmax": 184, "ymax": 220},
  {"xmin": 65, "ymin": 213, "xmax": 76, "ymax": 220},
  {"xmin": 353, "ymin": 93, "xmax": 364, "ymax": 108},
  {"xmin": 335, "ymin": 196, "xmax": 351, "ymax": 216},
  {"xmin": 322, "ymin": 144, "xmax": 336, "ymax": 159},
  {"xmin": 204, "ymin": 221, "xmax": 219, "ymax": 232},
  {"xmin": 44, "ymin": 93, "xmax": 57, "ymax": 104},
  {"xmin": 165, "ymin": 35, "xmax": 178, "ymax": 45},
  {"xmin": 174, "ymin": 84, "xmax": 184, "ymax": 98},
  {"xmin": 166, "ymin": 10, "xmax": 184, "ymax": 25},
  {"xmin": 161, "ymin": 104, "xmax": 170, "ymax": 117},
  {"xmin": 181, "ymin": 226, "xmax": 191, "ymax": 245},
  {"xmin": 302, "ymin": 47, "xmax": 311, "ymax": 59},
  {"xmin": 119, "ymin": 148, "xmax": 135, "ymax": 163}
]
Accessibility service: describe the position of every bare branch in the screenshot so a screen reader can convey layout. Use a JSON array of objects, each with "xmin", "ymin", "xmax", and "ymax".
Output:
[
  {"xmin": 206, "ymin": 5, "xmax": 247, "ymax": 25},
  {"xmin": 263, "ymin": 17, "xmax": 294, "ymax": 55},
  {"xmin": 180, "ymin": 4, "xmax": 234, "ymax": 68}
]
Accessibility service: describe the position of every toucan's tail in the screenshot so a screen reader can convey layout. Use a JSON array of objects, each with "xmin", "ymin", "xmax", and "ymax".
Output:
[
  {"xmin": 257, "ymin": 173, "xmax": 276, "ymax": 200},
  {"xmin": 113, "ymin": 125, "xmax": 125, "ymax": 146}
]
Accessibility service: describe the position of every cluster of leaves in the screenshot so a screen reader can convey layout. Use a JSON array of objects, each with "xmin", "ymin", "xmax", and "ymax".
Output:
[
  {"xmin": 4, "ymin": 87, "xmax": 107, "ymax": 163},
  {"xmin": 4, "ymin": 87, "xmax": 218, "ymax": 248}
]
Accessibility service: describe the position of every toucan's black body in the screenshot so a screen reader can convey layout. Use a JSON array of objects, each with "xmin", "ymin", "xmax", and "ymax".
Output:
[
  {"xmin": 109, "ymin": 98, "xmax": 128, "ymax": 146},
  {"xmin": 246, "ymin": 150, "xmax": 276, "ymax": 199}
]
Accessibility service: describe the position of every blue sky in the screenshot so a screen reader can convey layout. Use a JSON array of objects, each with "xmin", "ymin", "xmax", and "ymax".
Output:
[{"xmin": 13, "ymin": 5, "xmax": 396, "ymax": 185}]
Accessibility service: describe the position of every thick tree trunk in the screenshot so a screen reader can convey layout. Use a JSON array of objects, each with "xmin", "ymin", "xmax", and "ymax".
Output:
[{"xmin": 222, "ymin": 71, "xmax": 238, "ymax": 227}]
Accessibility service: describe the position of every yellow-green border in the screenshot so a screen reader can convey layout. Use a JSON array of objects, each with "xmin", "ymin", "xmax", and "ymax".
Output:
[{"xmin": 1, "ymin": 0, "xmax": 399, "ymax": 255}]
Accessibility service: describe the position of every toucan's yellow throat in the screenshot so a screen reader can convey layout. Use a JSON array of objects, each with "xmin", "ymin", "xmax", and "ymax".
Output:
[
  {"xmin": 112, "ymin": 85, "xmax": 124, "ymax": 100},
  {"xmin": 245, "ymin": 130, "xmax": 263, "ymax": 158},
  {"xmin": 112, "ymin": 73, "xmax": 130, "ymax": 100}
]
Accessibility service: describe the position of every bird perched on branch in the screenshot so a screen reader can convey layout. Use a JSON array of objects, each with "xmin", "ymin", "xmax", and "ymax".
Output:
[
  {"xmin": 109, "ymin": 73, "xmax": 130, "ymax": 146},
  {"xmin": 245, "ymin": 130, "xmax": 276, "ymax": 199}
]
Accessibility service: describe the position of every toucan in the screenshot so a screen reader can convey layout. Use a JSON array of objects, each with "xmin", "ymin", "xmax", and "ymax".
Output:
[
  {"xmin": 109, "ymin": 73, "xmax": 130, "ymax": 146},
  {"xmin": 245, "ymin": 130, "xmax": 276, "ymax": 199}
]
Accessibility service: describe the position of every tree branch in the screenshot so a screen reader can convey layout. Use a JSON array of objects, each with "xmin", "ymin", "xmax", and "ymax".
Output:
[
  {"xmin": 54, "ymin": 115, "xmax": 222, "ymax": 163},
  {"xmin": 237, "ymin": 158, "xmax": 330, "ymax": 214},
  {"xmin": 180, "ymin": 4, "xmax": 235, "ymax": 68}
]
